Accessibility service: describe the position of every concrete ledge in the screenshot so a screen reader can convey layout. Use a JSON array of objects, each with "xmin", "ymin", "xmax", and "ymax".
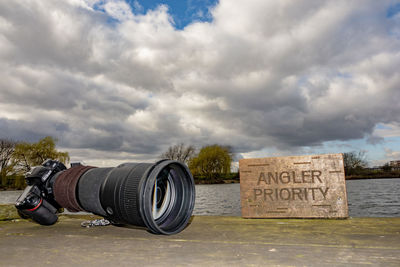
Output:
[
  {"xmin": 1, "ymin": 215, "xmax": 399, "ymax": 266},
  {"xmin": 0, "ymin": 204, "xmax": 19, "ymax": 221}
]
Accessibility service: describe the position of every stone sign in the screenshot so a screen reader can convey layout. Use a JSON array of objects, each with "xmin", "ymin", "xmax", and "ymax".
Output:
[{"xmin": 240, "ymin": 154, "xmax": 348, "ymax": 218}]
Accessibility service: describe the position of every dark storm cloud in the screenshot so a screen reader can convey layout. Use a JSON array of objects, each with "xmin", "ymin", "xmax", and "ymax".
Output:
[
  {"xmin": 0, "ymin": 0, "xmax": 399, "ymax": 164},
  {"xmin": 0, "ymin": 118, "xmax": 69, "ymax": 143}
]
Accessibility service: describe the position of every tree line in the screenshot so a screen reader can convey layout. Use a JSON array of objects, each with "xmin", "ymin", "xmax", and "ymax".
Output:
[
  {"xmin": 2, "ymin": 136, "xmax": 393, "ymax": 190},
  {"xmin": 0, "ymin": 138, "xmax": 234, "ymax": 189},
  {"xmin": 0, "ymin": 137, "xmax": 69, "ymax": 189},
  {"xmin": 343, "ymin": 151, "xmax": 400, "ymax": 179},
  {"xmin": 161, "ymin": 143, "xmax": 236, "ymax": 183}
]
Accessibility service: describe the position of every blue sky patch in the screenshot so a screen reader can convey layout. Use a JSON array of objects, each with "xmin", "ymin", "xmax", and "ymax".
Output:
[
  {"xmin": 129, "ymin": 0, "xmax": 218, "ymax": 29},
  {"xmin": 387, "ymin": 3, "xmax": 400, "ymax": 18}
]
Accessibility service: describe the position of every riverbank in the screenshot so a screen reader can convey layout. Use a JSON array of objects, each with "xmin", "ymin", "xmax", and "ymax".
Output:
[
  {"xmin": 193, "ymin": 171, "xmax": 400, "ymax": 184},
  {"xmin": 345, "ymin": 169, "xmax": 400, "ymax": 179},
  {"xmin": 194, "ymin": 178, "xmax": 239, "ymax": 184},
  {"xmin": 193, "ymin": 176, "xmax": 400, "ymax": 184},
  {"xmin": 346, "ymin": 176, "xmax": 400, "ymax": 180},
  {"xmin": 346, "ymin": 173, "xmax": 400, "ymax": 180},
  {"xmin": 1, "ymin": 215, "xmax": 399, "ymax": 266},
  {"xmin": 193, "ymin": 173, "xmax": 240, "ymax": 184},
  {"xmin": 3, "ymin": 172, "xmax": 399, "ymax": 188},
  {"xmin": 3, "ymin": 176, "xmax": 397, "ymax": 187}
]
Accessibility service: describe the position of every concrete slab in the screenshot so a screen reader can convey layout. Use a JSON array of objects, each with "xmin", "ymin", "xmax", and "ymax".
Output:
[
  {"xmin": 1, "ymin": 215, "xmax": 399, "ymax": 266},
  {"xmin": 240, "ymin": 154, "xmax": 348, "ymax": 218}
]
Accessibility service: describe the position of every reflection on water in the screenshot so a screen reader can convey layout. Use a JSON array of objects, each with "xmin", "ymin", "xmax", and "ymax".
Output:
[
  {"xmin": 2, "ymin": 179, "xmax": 399, "ymax": 217},
  {"xmin": 194, "ymin": 179, "xmax": 400, "ymax": 217}
]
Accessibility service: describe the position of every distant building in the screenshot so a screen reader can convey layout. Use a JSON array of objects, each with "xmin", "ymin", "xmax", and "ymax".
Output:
[
  {"xmin": 389, "ymin": 160, "xmax": 400, "ymax": 167},
  {"xmin": 389, "ymin": 160, "xmax": 400, "ymax": 170}
]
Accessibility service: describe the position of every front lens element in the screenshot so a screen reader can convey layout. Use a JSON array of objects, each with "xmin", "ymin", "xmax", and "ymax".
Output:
[
  {"xmin": 141, "ymin": 161, "xmax": 195, "ymax": 235},
  {"xmin": 152, "ymin": 169, "xmax": 174, "ymax": 221}
]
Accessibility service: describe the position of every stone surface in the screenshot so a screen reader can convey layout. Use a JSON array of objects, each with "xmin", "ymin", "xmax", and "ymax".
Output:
[
  {"xmin": 0, "ymin": 216, "xmax": 399, "ymax": 266},
  {"xmin": 240, "ymin": 154, "xmax": 348, "ymax": 218},
  {"xmin": 0, "ymin": 204, "xmax": 19, "ymax": 221}
]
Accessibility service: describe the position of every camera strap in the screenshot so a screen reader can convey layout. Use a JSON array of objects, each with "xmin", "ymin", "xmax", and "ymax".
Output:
[{"xmin": 81, "ymin": 218, "xmax": 111, "ymax": 228}]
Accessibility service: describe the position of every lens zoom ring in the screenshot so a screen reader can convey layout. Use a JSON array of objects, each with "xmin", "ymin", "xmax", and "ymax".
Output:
[
  {"xmin": 78, "ymin": 168, "xmax": 112, "ymax": 216},
  {"xmin": 121, "ymin": 163, "xmax": 151, "ymax": 226}
]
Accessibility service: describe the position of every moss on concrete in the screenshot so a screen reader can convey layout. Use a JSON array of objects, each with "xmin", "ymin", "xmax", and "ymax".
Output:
[{"xmin": 0, "ymin": 204, "xmax": 19, "ymax": 221}]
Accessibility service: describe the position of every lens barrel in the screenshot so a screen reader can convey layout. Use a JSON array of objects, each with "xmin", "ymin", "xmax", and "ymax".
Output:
[{"xmin": 55, "ymin": 160, "xmax": 195, "ymax": 235}]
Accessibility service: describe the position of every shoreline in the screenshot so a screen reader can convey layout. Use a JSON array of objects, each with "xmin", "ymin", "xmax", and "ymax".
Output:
[
  {"xmin": 2, "ymin": 176, "xmax": 399, "ymax": 189},
  {"xmin": 345, "ymin": 175, "xmax": 400, "ymax": 180},
  {"xmin": 194, "ymin": 176, "xmax": 399, "ymax": 184},
  {"xmin": 194, "ymin": 179, "xmax": 240, "ymax": 185}
]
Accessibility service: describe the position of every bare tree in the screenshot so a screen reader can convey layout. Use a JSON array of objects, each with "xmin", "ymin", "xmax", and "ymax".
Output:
[
  {"xmin": 0, "ymin": 139, "xmax": 17, "ymax": 187},
  {"xmin": 161, "ymin": 143, "xmax": 195, "ymax": 164},
  {"xmin": 343, "ymin": 151, "xmax": 368, "ymax": 175}
]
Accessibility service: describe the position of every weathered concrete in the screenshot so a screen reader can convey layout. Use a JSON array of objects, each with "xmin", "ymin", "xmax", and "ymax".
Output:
[
  {"xmin": 1, "ymin": 215, "xmax": 399, "ymax": 266},
  {"xmin": 240, "ymin": 154, "xmax": 348, "ymax": 218},
  {"xmin": 0, "ymin": 191, "xmax": 21, "ymax": 204},
  {"xmin": 0, "ymin": 204, "xmax": 19, "ymax": 221}
]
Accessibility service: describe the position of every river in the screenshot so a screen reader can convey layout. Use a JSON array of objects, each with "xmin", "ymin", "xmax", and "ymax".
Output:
[
  {"xmin": 1, "ymin": 178, "xmax": 399, "ymax": 217},
  {"xmin": 193, "ymin": 178, "xmax": 400, "ymax": 217}
]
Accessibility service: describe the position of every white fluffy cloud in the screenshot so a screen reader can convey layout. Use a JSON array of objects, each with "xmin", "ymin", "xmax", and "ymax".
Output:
[{"xmin": 0, "ymin": 0, "xmax": 399, "ymax": 165}]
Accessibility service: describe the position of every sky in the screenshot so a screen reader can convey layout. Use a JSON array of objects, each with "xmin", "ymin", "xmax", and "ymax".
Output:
[{"xmin": 0, "ymin": 0, "xmax": 400, "ymax": 168}]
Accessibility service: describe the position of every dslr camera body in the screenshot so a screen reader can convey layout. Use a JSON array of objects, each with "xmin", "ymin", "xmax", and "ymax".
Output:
[{"xmin": 15, "ymin": 159, "xmax": 67, "ymax": 225}]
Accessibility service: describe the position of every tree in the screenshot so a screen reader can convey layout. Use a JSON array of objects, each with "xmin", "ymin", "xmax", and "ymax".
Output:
[
  {"xmin": 343, "ymin": 151, "xmax": 367, "ymax": 175},
  {"xmin": 382, "ymin": 163, "xmax": 392, "ymax": 172},
  {"xmin": 161, "ymin": 143, "xmax": 195, "ymax": 165},
  {"xmin": 189, "ymin": 145, "xmax": 232, "ymax": 179},
  {"xmin": 0, "ymin": 139, "xmax": 17, "ymax": 187},
  {"xmin": 12, "ymin": 136, "xmax": 70, "ymax": 173}
]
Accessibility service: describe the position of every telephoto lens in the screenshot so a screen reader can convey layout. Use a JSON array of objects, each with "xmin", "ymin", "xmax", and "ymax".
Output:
[{"xmin": 16, "ymin": 159, "xmax": 196, "ymax": 235}]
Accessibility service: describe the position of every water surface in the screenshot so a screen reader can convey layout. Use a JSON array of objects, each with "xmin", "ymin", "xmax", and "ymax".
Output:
[
  {"xmin": 2, "ymin": 178, "xmax": 399, "ymax": 217},
  {"xmin": 194, "ymin": 179, "xmax": 400, "ymax": 217}
]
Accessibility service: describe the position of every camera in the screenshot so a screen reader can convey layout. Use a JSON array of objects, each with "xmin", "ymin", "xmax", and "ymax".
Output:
[
  {"xmin": 15, "ymin": 159, "xmax": 196, "ymax": 235},
  {"xmin": 15, "ymin": 159, "xmax": 66, "ymax": 225}
]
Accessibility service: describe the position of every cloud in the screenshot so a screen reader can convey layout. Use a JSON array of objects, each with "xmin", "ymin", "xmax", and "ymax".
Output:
[
  {"xmin": 373, "ymin": 123, "xmax": 400, "ymax": 138},
  {"xmin": 385, "ymin": 148, "xmax": 400, "ymax": 160},
  {"xmin": 0, "ymin": 0, "xmax": 399, "ymax": 164},
  {"xmin": 101, "ymin": 0, "xmax": 134, "ymax": 21},
  {"xmin": 366, "ymin": 134, "xmax": 384, "ymax": 145}
]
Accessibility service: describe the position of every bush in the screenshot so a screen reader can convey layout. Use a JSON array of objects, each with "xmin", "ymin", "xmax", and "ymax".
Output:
[
  {"xmin": 0, "ymin": 174, "xmax": 26, "ymax": 190},
  {"xmin": 189, "ymin": 145, "xmax": 232, "ymax": 179}
]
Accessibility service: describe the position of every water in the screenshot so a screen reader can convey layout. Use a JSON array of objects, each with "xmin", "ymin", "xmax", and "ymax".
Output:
[
  {"xmin": 346, "ymin": 178, "xmax": 400, "ymax": 217},
  {"xmin": 193, "ymin": 183, "xmax": 241, "ymax": 216},
  {"xmin": 193, "ymin": 179, "xmax": 400, "ymax": 217},
  {"xmin": 2, "ymin": 179, "xmax": 399, "ymax": 217}
]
